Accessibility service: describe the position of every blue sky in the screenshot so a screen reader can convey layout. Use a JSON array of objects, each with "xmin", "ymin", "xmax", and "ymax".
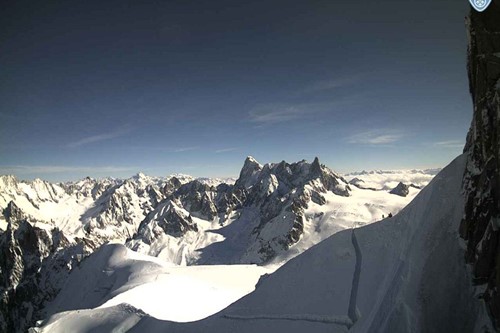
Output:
[{"xmin": 1, "ymin": 0, "xmax": 471, "ymax": 181}]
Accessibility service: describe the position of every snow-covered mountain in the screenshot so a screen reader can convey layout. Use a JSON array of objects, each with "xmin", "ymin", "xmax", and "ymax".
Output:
[
  {"xmin": 3, "ymin": 4, "xmax": 498, "ymax": 333},
  {"xmin": 0, "ymin": 158, "xmax": 428, "ymax": 332},
  {"xmin": 32, "ymin": 154, "xmax": 488, "ymax": 333},
  {"xmin": 127, "ymin": 156, "xmax": 421, "ymax": 265}
]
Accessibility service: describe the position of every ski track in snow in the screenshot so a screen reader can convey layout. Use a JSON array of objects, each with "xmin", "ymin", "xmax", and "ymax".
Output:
[
  {"xmin": 222, "ymin": 313, "xmax": 353, "ymax": 326},
  {"xmin": 220, "ymin": 229, "xmax": 363, "ymax": 330},
  {"xmin": 348, "ymin": 229, "xmax": 362, "ymax": 327}
]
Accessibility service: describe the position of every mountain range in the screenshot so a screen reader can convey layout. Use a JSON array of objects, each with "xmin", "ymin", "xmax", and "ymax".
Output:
[
  {"xmin": 1, "ymin": 3, "xmax": 498, "ymax": 333},
  {"xmin": 0, "ymin": 157, "xmax": 432, "ymax": 332}
]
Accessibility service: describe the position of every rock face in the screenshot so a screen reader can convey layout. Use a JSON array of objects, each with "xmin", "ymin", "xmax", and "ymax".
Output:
[
  {"xmin": 390, "ymin": 182, "xmax": 410, "ymax": 197},
  {"xmin": 237, "ymin": 157, "xmax": 351, "ymax": 263},
  {"xmin": 173, "ymin": 180, "xmax": 218, "ymax": 220},
  {"xmin": 0, "ymin": 202, "xmax": 86, "ymax": 333},
  {"xmin": 459, "ymin": 3, "xmax": 500, "ymax": 328},
  {"xmin": 132, "ymin": 200, "xmax": 199, "ymax": 243}
]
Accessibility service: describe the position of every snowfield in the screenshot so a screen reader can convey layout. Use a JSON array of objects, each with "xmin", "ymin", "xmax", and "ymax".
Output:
[
  {"xmin": 32, "ymin": 154, "xmax": 489, "ymax": 332},
  {"xmin": 40, "ymin": 245, "xmax": 275, "ymax": 328}
]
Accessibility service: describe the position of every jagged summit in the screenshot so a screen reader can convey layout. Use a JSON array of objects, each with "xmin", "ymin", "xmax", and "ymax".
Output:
[
  {"xmin": 235, "ymin": 156, "xmax": 264, "ymax": 190},
  {"xmin": 3, "ymin": 201, "xmax": 29, "ymax": 225},
  {"xmin": 389, "ymin": 182, "xmax": 410, "ymax": 197},
  {"xmin": 245, "ymin": 155, "xmax": 260, "ymax": 164},
  {"xmin": 0, "ymin": 175, "xmax": 18, "ymax": 188},
  {"xmin": 133, "ymin": 172, "xmax": 147, "ymax": 179}
]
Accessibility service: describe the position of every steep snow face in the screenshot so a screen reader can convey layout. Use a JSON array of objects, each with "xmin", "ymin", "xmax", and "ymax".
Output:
[{"xmin": 34, "ymin": 155, "xmax": 484, "ymax": 333}]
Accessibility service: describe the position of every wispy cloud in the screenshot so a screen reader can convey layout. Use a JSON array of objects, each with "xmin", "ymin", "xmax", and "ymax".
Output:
[
  {"xmin": 0, "ymin": 165, "xmax": 137, "ymax": 175},
  {"xmin": 433, "ymin": 140, "xmax": 464, "ymax": 149},
  {"xmin": 215, "ymin": 147, "xmax": 238, "ymax": 153},
  {"xmin": 248, "ymin": 91, "xmax": 371, "ymax": 127},
  {"xmin": 248, "ymin": 105, "xmax": 307, "ymax": 125},
  {"xmin": 171, "ymin": 146, "xmax": 198, "ymax": 153},
  {"xmin": 67, "ymin": 127, "xmax": 130, "ymax": 148},
  {"xmin": 347, "ymin": 129, "xmax": 405, "ymax": 145},
  {"xmin": 303, "ymin": 75, "xmax": 363, "ymax": 93}
]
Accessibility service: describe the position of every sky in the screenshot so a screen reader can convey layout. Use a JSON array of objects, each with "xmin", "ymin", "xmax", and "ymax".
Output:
[{"xmin": 0, "ymin": 0, "xmax": 472, "ymax": 181}]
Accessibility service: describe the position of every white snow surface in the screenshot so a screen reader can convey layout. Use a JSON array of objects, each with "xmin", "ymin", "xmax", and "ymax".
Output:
[
  {"xmin": 34, "ymin": 154, "xmax": 487, "ymax": 332},
  {"xmin": 39, "ymin": 244, "xmax": 275, "ymax": 330}
]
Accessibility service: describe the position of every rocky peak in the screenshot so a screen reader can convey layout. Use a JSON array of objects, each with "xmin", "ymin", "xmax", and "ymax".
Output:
[
  {"xmin": 3, "ymin": 201, "xmax": 27, "ymax": 224},
  {"xmin": 157, "ymin": 201, "xmax": 198, "ymax": 237},
  {"xmin": 168, "ymin": 180, "xmax": 218, "ymax": 220},
  {"xmin": 310, "ymin": 156, "xmax": 322, "ymax": 177},
  {"xmin": 390, "ymin": 182, "xmax": 410, "ymax": 197},
  {"xmin": 0, "ymin": 175, "xmax": 18, "ymax": 189},
  {"xmin": 163, "ymin": 176, "xmax": 182, "ymax": 195},
  {"xmin": 235, "ymin": 156, "xmax": 263, "ymax": 189},
  {"xmin": 134, "ymin": 172, "xmax": 146, "ymax": 179},
  {"xmin": 130, "ymin": 200, "xmax": 199, "ymax": 248}
]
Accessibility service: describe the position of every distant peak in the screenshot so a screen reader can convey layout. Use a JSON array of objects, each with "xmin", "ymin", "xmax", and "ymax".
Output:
[
  {"xmin": 235, "ymin": 156, "xmax": 263, "ymax": 189},
  {"xmin": 0, "ymin": 175, "xmax": 18, "ymax": 185},
  {"xmin": 243, "ymin": 156, "xmax": 262, "ymax": 170},
  {"xmin": 310, "ymin": 156, "xmax": 322, "ymax": 176},
  {"xmin": 245, "ymin": 156, "xmax": 259, "ymax": 164}
]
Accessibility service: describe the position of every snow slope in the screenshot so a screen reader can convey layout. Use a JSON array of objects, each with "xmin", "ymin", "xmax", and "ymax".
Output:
[
  {"xmin": 34, "ymin": 154, "xmax": 487, "ymax": 332},
  {"xmin": 38, "ymin": 244, "xmax": 274, "ymax": 331}
]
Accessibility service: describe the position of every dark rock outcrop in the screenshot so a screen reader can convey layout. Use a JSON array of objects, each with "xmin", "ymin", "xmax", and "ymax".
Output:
[
  {"xmin": 0, "ymin": 203, "xmax": 86, "ymax": 333},
  {"xmin": 162, "ymin": 176, "xmax": 182, "ymax": 195},
  {"xmin": 156, "ymin": 202, "xmax": 198, "ymax": 237},
  {"xmin": 459, "ymin": 3, "xmax": 500, "ymax": 329},
  {"xmin": 131, "ymin": 200, "xmax": 199, "ymax": 245},
  {"xmin": 390, "ymin": 182, "xmax": 410, "ymax": 197},
  {"xmin": 174, "ymin": 180, "xmax": 218, "ymax": 220}
]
